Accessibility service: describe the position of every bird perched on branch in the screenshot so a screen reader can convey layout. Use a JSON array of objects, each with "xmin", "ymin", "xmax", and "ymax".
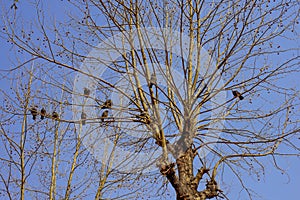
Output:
[
  {"xmin": 149, "ymin": 73, "xmax": 157, "ymax": 88},
  {"xmin": 101, "ymin": 99, "xmax": 112, "ymax": 109},
  {"xmin": 155, "ymin": 138, "xmax": 169, "ymax": 147},
  {"xmin": 30, "ymin": 106, "xmax": 38, "ymax": 120},
  {"xmin": 84, "ymin": 87, "xmax": 90, "ymax": 97},
  {"xmin": 101, "ymin": 110, "xmax": 108, "ymax": 122},
  {"xmin": 81, "ymin": 112, "xmax": 87, "ymax": 125},
  {"xmin": 52, "ymin": 111, "xmax": 59, "ymax": 120},
  {"xmin": 232, "ymin": 90, "xmax": 244, "ymax": 100},
  {"xmin": 134, "ymin": 111, "xmax": 151, "ymax": 124},
  {"xmin": 40, "ymin": 108, "xmax": 46, "ymax": 120}
]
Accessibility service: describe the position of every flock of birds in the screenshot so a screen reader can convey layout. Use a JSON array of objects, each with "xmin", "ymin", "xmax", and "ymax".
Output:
[
  {"xmin": 29, "ymin": 87, "xmax": 244, "ymax": 124},
  {"xmin": 29, "ymin": 106, "xmax": 58, "ymax": 121},
  {"xmin": 29, "ymin": 87, "xmax": 112, "ymax": 125}
]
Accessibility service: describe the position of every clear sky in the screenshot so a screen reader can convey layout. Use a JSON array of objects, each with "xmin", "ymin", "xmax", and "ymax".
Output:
[{"xmin": 0, "ymin": 1, "xmax": 299, "ymax": 200}]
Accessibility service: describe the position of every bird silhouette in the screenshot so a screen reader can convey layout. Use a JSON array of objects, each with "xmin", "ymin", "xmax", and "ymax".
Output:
[
  {"xmin": 30, "ymin": 106, "xmax": 38, "ymax": 120},
  {"xmin": 101, "ymin": 110, "xmax": 108, "ymax": 122},
  {"xmin": 40, "ymin": 108, "xmax": 46, "ymax": 120},
  {"xmin": 149, "ymin": 73, "xmax": 157, "ymax": 88},
  {"xmin": 232, "ymin": 90, "xmax": 244, "ymax": 100},
  {"xmin": 81, "ymin": 112, "xmax": 87, "ymax": 125},
  {"xmin": 52, "ymin": 111, "xmax": 59, "ymax": 120},
  {"xmin": 84, "ymin": 87, "xmax": 90, "ymax": 97},
  {"xmin": 101, "ymin": 100, "xmax": 112, "ymax": 109},
  {"xmin": 135, "ymin": 111, "xmax": 150, "ymax": 124}
]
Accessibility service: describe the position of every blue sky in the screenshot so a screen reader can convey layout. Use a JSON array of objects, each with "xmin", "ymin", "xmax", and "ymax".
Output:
[{"xmin": 0, "ymin": 1, "xmax": 299, "ymax": 199}]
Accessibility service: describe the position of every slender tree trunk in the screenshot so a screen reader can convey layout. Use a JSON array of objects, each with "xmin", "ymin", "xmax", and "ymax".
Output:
[{"xmin": 49, "ymin": 122, "xmax": 59, "ymax": 200}]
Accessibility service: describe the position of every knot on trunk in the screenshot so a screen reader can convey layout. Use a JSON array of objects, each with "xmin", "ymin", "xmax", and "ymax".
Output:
[
  {"xmin": 205, "ymin": 179, "xmax": 222, "ymax": 199},
  {"xmin": 160, "ymin": 163, "xmax": 175, "ymax": 176}
]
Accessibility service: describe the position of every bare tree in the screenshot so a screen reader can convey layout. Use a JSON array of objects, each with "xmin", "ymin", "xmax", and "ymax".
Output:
[
  {"xmin": 0, "ymin": 58, "xmax": 138, "ymax": 199},
  {"xmin": 1, "ymin": 0, "xmax": 300, "ymax": 199}
]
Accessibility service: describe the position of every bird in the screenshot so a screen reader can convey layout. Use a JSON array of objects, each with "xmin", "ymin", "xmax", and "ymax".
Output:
[
  {"xmin": 81, "ymin": 112, "xmax": 87, "ymax": 125},
  {"xmin": 40, "ymin": 108, "xmax": 46, "ymax": 120},
  {"xmin": 101, "ymin": 99, "xmax": 112, "ymax": 109},
  {"xmin": 135, "ymin": 111, "xmax": 150, "ymax": 124},
  {"xmin": 52, "ymin": 111, "xmax": 59, "ymax": 120},
  {"xmin": 155, "ymin": 139, "xmax": 169, "ymax": 146},
  {"xmin": 149, "ymin": 73, "xmax": 157, "ymax": 88},
  {"xmin": 101, "ymin": 110, "xmax": 109, "ymax": 122},
  {"xmin": 83, "ymin": 87, "xmax": 90, "ymax": 97},
  {"xmin": 30, "ymin": 106, "xmax": 38, "ymax": 120},
  {"xmin": 232, "ymin": 90, "xmax": 244, "ymax": 100}
]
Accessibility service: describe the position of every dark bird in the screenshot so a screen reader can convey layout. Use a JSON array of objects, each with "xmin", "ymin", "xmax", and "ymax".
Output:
[
  {"xmin": 135, "ymin": 111, "xmax": 150, "ymax": 124},
  {"xmin": 155, "ymin": 139, "xmax": 169, "ymax": 146},
  {"xmin": 30, "ymin": 106, "xmax": 38, "ymax": 120},
  {"xmin": 101, "ymin": 99, "xmax": 112, "ymax": 109},
  {"xmin": 84, "ymin": 87, "xmax": 90, "ymax": 97},
  {"xmin": 101, "ymin": 110, "xmax": 109, "ymax": 122},
  {"xmin": 149, "ymin": 73, "xmax": 157, "ymax": 88},
  {"xmin": 232, "ymin": 90, "xmax": 244, "ymax": 100},
  {"xmin": 52, "ymin": 111, "xmax": 59, "ymax": 120},
  {"xmin": 40, "ymin": 108, "xmax": 46, "ymax": 120},
  {"xmin": 81, "ymin": 112, "xmax": 87, "ymax": 125}
]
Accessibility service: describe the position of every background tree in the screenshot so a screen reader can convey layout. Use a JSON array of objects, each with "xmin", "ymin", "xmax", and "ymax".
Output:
[
  {"xmin": 1, "ymin": 0, "xmax": 300, "ymax": 199},
  {"xmin": 4, "ymin": 60, "xmax": 146, "ymax": 199}
]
